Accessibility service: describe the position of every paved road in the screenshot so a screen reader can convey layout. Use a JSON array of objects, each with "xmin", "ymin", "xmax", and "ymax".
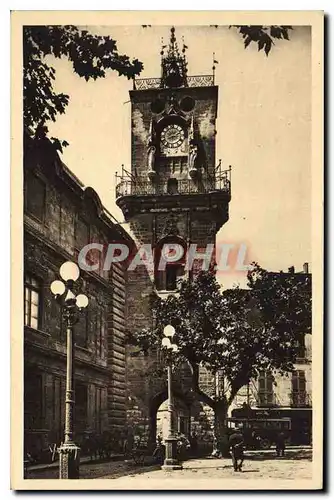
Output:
[
  {"xmin": 27, "ymin": 448, "xmax": 312, "ymax": 485},
  {"xmin": 101, "ymin": 448, "xmax": 313, "ymax": 488}
]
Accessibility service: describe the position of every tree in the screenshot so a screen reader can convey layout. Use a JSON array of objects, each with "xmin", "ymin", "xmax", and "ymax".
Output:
[
  {"xmin": 23, "ymin": 25, "xmax": 143, "ymax": 151},
  {"xmin": 231, "ymin": 25, "xmax": 293, "ymax": 56},
  {"xmin": 211, "ymin": 25, "xmax": 293, "ymax": 55},
  {"xmin": 131, "ymin": 265, "xmax": 311, "ymax": 451}
]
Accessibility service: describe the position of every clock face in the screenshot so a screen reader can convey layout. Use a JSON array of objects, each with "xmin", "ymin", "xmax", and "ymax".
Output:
[{"xmin": 161, "ymin": 124, "xmax": 185, "ymax": 148}]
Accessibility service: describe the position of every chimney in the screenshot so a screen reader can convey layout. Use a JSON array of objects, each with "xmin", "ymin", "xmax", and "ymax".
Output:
[
  {"xmin": 288, "ymin": 266, "xmax": 295, "ymax": 274},
  {"xmin": 303, "ymin": 262, "xmax": 309, "ymax": 274}
]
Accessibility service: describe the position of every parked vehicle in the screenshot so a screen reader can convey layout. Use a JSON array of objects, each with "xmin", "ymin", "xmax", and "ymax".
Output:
[
  {"xmin": 226, "ymin": 416, "xmax": 292, "ymax": 450},
  {"xmin": 231, "ymin": 406, "xmax": 312, "ymax": 446}
]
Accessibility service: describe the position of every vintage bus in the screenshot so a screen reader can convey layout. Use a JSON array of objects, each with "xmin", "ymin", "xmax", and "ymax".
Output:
[
  {"xmin": 226, "ymin": 416, "xmax": 292, "ymax": 450},
  {"xmin": 230, "ymin": 406, "xmax": 312, "ymax": 447}
]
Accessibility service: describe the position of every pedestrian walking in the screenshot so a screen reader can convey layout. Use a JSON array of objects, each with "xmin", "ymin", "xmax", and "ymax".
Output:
[
  {"xmin": 275, "ymin": 431, "xmax": 286, "ymax": 457},
  {"xmin": 229, "ymin": 427, "xmax": 245, "ymax": 472},
  {"xmin": 152, "ymin": 434, "xmax": 165, "ymax": 464},
  {"xmin": 190, "ymin": 431, "xmax": 198, "ymax": 457}
]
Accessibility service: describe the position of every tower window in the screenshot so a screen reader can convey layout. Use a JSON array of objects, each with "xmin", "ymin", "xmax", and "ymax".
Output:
[
  {"xmin": 154, "ymin": 237, "xmax": 186, "ymax": 291},
  {"xmin": 166, "ymin": 264, "xmax": 178, "ymax": 291},
  {"xmin": 151, "ymin": 98, "xmax": 165, "ymax": 114},
  {"xmin": 180, "ymin": 96, "xmax": 195, "ymax": 112},
  {"xmin": 167, "ymin": 178, "xmax": 178, "ymax": 195}
]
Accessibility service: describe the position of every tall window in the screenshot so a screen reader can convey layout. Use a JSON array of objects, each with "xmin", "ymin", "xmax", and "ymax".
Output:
[
  {"xmin": 24, "ymin": 275, "xmax": 41, "ymax": 330},
  {"xmin": 95, "ymin": 386, "xmax": 103, "ymax": 434},
  {"xmin": 296, "ymin": 333, "xmax": 306, "ymax": 360},
  {"xmin": 25, "ymin": 171, "xmax": 46, "ymax": 221},
  {"xmin": 75, "ymin": 383, "xmax": 88, "ymax": 435},
  {"xmin": 51, "ymin": 376, "xmax": 64, "ymax": 444},
  {"xmin": 75, "ymin": 309, "xmax": 88, "ymax": 349},
  {"xmin": 258, "ymin": 371, "xmax": 274, "ymax": 406},
  {"xmin": 24, "ymin": 369, "xmax": 44, "ymax": 430},
  {"xmin": 96, "ymin": 307, "xmax": 106, "ymax": 359},
  {"xmin": 167, "ymin": 178, "xmax": 178, "ymax": 195},
  {"xmin": 291, "ymin": 370, "xmax": 307, "ymax": 406}
]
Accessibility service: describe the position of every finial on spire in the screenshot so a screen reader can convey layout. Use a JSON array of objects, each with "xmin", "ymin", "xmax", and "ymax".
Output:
[
  {"xmin": 160, "ymin": 37, "xmax": 166, "ymax": 56},
  {"xmin": 160, "ymin": 26, "xmax": 188, "ymax": 89}
]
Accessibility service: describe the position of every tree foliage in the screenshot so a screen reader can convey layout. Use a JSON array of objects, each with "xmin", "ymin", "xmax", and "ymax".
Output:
[
  {"xmin": 23, "ymin": 25, "xmax": 143, "ymax": 151},
  {"xmin": 211, "ymin": 25, "xmax": 293, "ymax": 55},
  {"xmin": 231, "ymin": 25, "xmax": 293, "ymax": 55},
  {"xmin": 132, "ymin": 264, "xmax": 311, "ymax": 416}
]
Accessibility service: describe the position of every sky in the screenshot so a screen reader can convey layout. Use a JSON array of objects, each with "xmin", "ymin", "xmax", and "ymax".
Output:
[{"xmin": 47, "ymin": 25, "xmax": 311, "ymax": 289}]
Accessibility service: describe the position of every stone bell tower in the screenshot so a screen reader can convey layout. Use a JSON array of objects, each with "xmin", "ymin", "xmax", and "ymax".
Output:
[
  {"xmin": 116, "ymin": 27, "xmax": 231, "ymax": 290},
  {"xmin": 115, "ymin": 27, "xmax": 231, "ymax": 439}
]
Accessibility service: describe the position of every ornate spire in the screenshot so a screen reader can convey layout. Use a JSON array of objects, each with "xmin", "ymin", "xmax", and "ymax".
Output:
[{"xmin": 160, "ymin": 27, "xmax": 188, "ymax": 89}]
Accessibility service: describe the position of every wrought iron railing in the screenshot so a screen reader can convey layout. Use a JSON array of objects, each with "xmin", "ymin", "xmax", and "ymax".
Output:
[
  {"xmin": 115, "ymin": 166, "xmax": 231, "ymax": 199},
  {"xmin": 290, "ymin": 392, "xmax": 312, "ymax": 407},
  {"xmin": 133, "ymin": 74, "xmax": 215, "ymax": 90}
]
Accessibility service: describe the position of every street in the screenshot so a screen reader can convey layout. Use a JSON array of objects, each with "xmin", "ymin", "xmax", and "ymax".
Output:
[{"xmin": 27, "ymin": 447, "xmax": 312, "ymax": 484}]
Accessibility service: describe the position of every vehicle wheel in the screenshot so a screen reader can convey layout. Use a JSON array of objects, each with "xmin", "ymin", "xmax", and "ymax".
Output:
[
  {"xmin": 259, "ymin": 438, "xmax": 271, "ymax": 450},
  {"xmin": 134, "ymin": 453, "xmax": 145, "ymax": 465}
]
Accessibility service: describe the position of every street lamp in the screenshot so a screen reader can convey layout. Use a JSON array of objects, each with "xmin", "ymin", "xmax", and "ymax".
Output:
[
  {"xmin": 161, "ymin": 324, "xmax": 183, "ymax": 471},
  {"xmin": 50, "ymin": 261, "xmax": 89, "ymax": 479}
]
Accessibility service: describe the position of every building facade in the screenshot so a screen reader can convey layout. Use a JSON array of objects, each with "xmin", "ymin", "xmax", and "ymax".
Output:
[{"xmin": 24, "ymin": 134, "xmax": 131, "ymax": 459}]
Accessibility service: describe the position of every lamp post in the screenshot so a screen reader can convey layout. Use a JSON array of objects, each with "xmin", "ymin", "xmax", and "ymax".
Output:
[
  {"xmin": 161, "ymin": 324, "xmax": 183, "ymax": 471},
  {"xmin": 50, "ymin": 261, "xmax": 89, "ymax": 479}
]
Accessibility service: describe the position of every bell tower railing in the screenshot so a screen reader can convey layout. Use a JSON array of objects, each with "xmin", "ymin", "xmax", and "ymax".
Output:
[
  {"xmin": 132, "ymin": 74, "xmax": 215, "ymax": 91},
  {"xmin": 115, "ymin": 165, "xmax": 231, "ymax": 200}
]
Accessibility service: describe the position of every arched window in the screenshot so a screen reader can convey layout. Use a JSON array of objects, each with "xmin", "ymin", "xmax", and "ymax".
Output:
[{"xmin": 154, "ymin": 236, "xmax": 187, "ymax": 291}]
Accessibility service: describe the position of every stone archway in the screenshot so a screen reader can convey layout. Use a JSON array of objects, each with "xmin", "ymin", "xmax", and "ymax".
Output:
[{"xmin": 148, "ymin": 387, "xmax": 194, "ymax": 446}]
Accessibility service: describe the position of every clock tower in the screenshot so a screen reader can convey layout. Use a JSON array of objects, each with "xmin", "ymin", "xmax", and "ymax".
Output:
[
  {"xmin": 115, "ymin": 27, "xmax": 231, "ymax": 439},
  {"xmin": 116, "ymin": 27, "xmax": 231, "ymax": 290}
]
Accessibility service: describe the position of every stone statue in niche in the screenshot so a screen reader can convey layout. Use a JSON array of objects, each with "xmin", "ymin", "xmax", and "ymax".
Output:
[
  {"xmin": 188, "ymin": 141, "xmax": 198, "ymax": 179},
  {"xmin": 147, "ymin": 145, "xmax": 157, "ymax": 182},
  {"xmin": 148, "ymin": 145, "xmax": 156, "ymax": 171},
  {"xmin": 189, "ymin": 143, "xmax": 198, "ymax": 169}
]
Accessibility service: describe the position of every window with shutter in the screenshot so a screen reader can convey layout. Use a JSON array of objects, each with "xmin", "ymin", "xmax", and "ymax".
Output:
[
  {"xmin": 95, "ymin": 307, "xmax": 105, "ymax": 359},
  {"xmin": 24, "ymin": 274, "xmax": 42, "ymax": 330},
  {"xmin": 24, "ymin": 369, "xmax": 44, "ymax": 430},
  {"xmin": 75, "ymin": 309, "xmax": 88, "ymax": 348},
  {"xmin": 258, "ymin": 371, "xmax": 274, "ymax": 405},
  {"xmin": 291, "ymin": 370, "xmax": 306, "ymax": 406},
  {"xmin": 25, "ymin": 171, "xmax": 46, "ymax": 221},
  {"xmin": 296, "ymin": 334, "xmax": 306, "ymax": 359},
  {"xmin": 75, "ymin": 383, "xmax": 88, "ymax": 435},
  {"xmin": 95, "ymin": 386, "xmax": 103, "ymax": 434}
]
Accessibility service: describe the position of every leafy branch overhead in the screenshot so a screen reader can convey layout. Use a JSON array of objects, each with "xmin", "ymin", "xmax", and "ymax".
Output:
[
  {"xmin": 231, "ymin": 25, "xmax": 293, "ymax": 56},
  {"xmin": 23, "ymin": 25, "xmax": 143, "ymax": 151},
  {"xmin": 211, "ymin": 25, "xmax": 293, "ymax": 55}
]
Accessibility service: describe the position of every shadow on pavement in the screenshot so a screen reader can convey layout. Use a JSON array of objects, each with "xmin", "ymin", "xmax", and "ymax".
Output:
[{"xmin": 245, "ymin": 451, "xmax": 312, "ymax": 462}]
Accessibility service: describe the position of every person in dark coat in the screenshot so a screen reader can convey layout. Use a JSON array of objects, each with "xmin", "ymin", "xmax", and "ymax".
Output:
[
  {"xmin": 189, "ymin": 431, "xmax": 198, "ymax": 457},
  {"xmin": 275, "ymin": 431, "xmax": 286, "ymax": 457},
  {"xmin": 229, "ymin": 427, "xmax": 245, "ymax": 472}
]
